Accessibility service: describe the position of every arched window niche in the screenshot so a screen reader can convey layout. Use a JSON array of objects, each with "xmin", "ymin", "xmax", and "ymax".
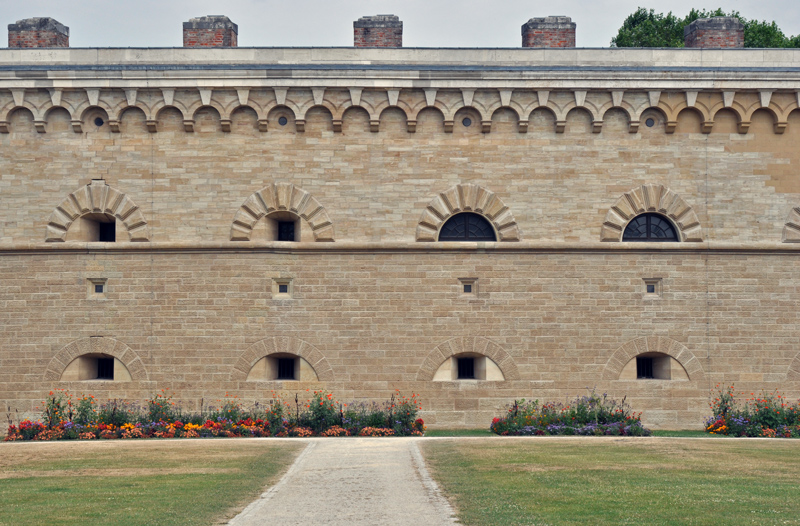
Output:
[
  {"xmin": 246, "ymin": 353, "xmax": 319, "ymax": 381},
  {"xmin": 622, "ymin": 213, "xmax": 679, "ymax": 242},
  {"xmin": 251, "ymin": 211, "xmax": 308, "ymax": 242},
  {"xmin": 60, "ymin": 353, "xmax": 132, "ymax": 382},
  {"xmin": 433, "ymin": 353, "xmax": 505, "ymax": 381},
  {"xmin": 619, "ymin": 352, "xmax": 688, "ymax": 381},
  {"xmin": 438, "ymin": 212, "xmax": 497, "ymax": 242}
]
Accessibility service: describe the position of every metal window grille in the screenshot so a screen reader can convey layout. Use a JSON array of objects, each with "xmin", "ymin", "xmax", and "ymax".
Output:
[
  {"xmin": 457, "ymin": 357, "xmax": 475, "ymax": 379},
  {"xmin": 277, "ymin": 358, "xmax": 295, "ymax": 380},
  {"xmin": 277, "ymin": 221, "xmax": 295, "ymax": 241},
  {"xmin": 636, "ymin": 357, "xmax": 654, "ymax": 379},
  {"xmin": 97, "ymin": 358, "xmax": 114, "ymax": 380}
]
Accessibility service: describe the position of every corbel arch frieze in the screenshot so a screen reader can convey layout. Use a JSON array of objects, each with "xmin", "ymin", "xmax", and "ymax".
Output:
[
  {"xmin": 602, "ymin": 336, "xmax": 704, "ymax": 381},
  {"xmin": 187, "ymin": 100, "xmax": 227, "ymax": 121},
  {"xmin": 1, "ymin": 100, "xmax": 43, "ymax": 123},
  {"xmin": 45, "ymin": 179, "xmax": 151, "ymax": 242},
  {"xmin": 782, "ymin": 207, "xmax": 800, "ymax": 243},
  {"xmin": 416, "ymin": 183, "xmax": 520, "ymax": 241},
  {"xmin": 230, "ymin": 336, "xmax": 334, "ymax": 381},
  {"xmin": 600, "ymin": 184, "xmax": 703, "ymax": 242},
  {"xmin": 44, "ymin": 336, "xmax": 148, "ymax": 382},
  {"xmin": 73, "ymin": 100, "xmax": 115, "ymax": 123},
  {"xmin": 416, "ymin": 336, "xmax": 520, "ymax": 381},
  {"xmin": 230, "ymin": 182, "xmax": 334, "ymax": 241}
]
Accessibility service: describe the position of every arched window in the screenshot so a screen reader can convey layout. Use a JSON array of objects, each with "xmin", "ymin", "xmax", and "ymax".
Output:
[
  {"xmin": 622, "ymin": 213, "xmax": 678, "ymax": 242},
  {"xmin": 438, "ymin": 213, "xmax": 497, "ymax": 241}
]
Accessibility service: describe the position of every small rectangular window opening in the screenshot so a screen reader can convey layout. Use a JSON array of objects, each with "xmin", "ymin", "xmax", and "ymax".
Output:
[
  {"xmin": 277, "ymin": 221, "xmax": 295, "ymax": 242},
  {"xmin": 97, "ymin": 358, "xmax": 114, "ymax": 380},
  {"xmin": 643, "ymin": 278, "xmax": 662, "ymax": 298},
  {"xmin": 636, "ymin": 357, "xmax": 654, "ymax": 379},
  {"xmin": 459, "ymin": 278, "xmax": 478, "ymax": 297},
  {"xmin": 98, "ymin": 221, "xmax": 116, "ymax": 242},
  {"xmin": 272, "ymin": 278, "xmax": 293, "ymax": 298},
  {"xmin": 277, "ymin": 358, "xmax": 296, "ymax": 380},
  {"xmin": 88, "ymin": 278, "xmax": 108, "ymax": 299},
  {"xmin": 457, "ymin": 357, "xmax": 476, "ymax": 379}
]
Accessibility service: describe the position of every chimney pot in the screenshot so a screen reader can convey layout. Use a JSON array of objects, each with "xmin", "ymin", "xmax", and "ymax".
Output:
[
  {"xmin": 354, "ymin": 15, "xmax": 402, "ymax": 47},
  {"xmin": 183, "ymin": 15, "xmax": 238, "ymax": 47},
  {"xmin": 8, "ymin": 17, "xmax": 69, "ymax": 48},
  {"xmin": 522, "ymin": 16, "xmax": 576, "ymax": 48}
]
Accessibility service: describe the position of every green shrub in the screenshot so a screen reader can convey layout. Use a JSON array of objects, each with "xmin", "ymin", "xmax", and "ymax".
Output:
[
  {"xmin": 705, "ymin": 385, "xmax": 800, "ymax": 437},
  {"xmin": 490, "ymin": 389, "xmax": 651, "ymax": 436}
]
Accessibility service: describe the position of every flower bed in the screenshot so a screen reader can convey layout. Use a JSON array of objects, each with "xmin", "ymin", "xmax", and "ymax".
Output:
[
  {"xmin": 4, "ymin": 389, "xmax": 425, "ymax": 441},
  {"xmin": 705, "ymin": 385, "xmax": 800, "ymax": 437},
  {"xmin": 489, "ymin": 390, "xmax": 651, "ymax": 436}
]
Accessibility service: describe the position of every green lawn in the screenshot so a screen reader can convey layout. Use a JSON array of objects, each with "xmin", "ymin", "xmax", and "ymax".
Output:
[
  {"xmin": 0, "ymin": 439, "xmax": 303, "ymax": 526},
  {"xmin": 421, "ymin": 437, "xmax": 800, "ymax": 525}
]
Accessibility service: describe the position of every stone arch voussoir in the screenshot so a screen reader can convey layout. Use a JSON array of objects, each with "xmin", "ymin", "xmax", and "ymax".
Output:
[
  {"xmin": 231, "ymin": 336, "xmax": 334, "ymax": 381},
  {"xmin": 44, "ymin": 336, "xmax": 148, "ymax": 382},
  {"xmin": 600, "ymin": 184, "xmax": 703, "ymax": 242},
  {"xmin": 416, "ymin": 336, "xmax": 519, "ymax": 381},
  {"xmin": 787, "ymin": 353, "xmax": 800, "ymax": 381},
  {"xmin": 416, "ymin": 183, "xmax": 520, "ymax": 241},
  {"xmin": 45, "ymin": 179, "xmax": 151, "ymax": 242},
  {"xmin": 781, "ymin": 207, "xmax": 800, "ymax": 242},
  {"xmin": 230, "ymin": 182, "xmax": 334, "ymax": 241},
  {"xmin": 602, "ymin": 336, "xmax": 704, "ymax": 381}
]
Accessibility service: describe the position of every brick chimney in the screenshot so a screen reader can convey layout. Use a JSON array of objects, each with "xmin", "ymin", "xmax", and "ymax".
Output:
[
  {"xmin": 684, "ymin": 17, "xmax": 744, "ymax": 48},
  {"xmin": 522, "ymin": 16, "xmax": 575, "ymax": 48},
  {"xmin": 354, "ymin": 15, "xmax": 402, "ymax": 47},
  {"xmin": 8, "ymin": 17, "xmax": 69, "ymax": 48},
  {"xmin": 183, "ymin": 16, "xmax": 238, "ymax": 47}
]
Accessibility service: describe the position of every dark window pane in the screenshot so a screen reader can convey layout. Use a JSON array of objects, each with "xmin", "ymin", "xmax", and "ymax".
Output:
[
  {"xmin": 439, "ymin": 213, "xmax": 496, "ymax": 242},
  {"xmin": 463, "ymin": 284, "xmax": 472, "ymax": 293},
  {"xmin": 277, "ymin": 358, "xmax": 295, "ymax": 380},
  {"xmin": 97, "ymin": 358, "xmax": 114, "ymax": 380},
  {"xmin": 623, "ymin": 214, "xmax": 678, "ymax": 242},
  {"xmin": 94, "ymin": 284, "xmax": 104, "ymax": 294},
  {"xmin": 636, "ymin": 357, "xmax": 654, "ymax": 379},
  {"xmin": 646, "ymin": 284, "xmax": 655, "ymax": 293},
  {"xmin": 98, "ymin": 221, "xmax": 115, "ymax": 242},
  {"xmin": 457, "ymin": 357, "xmax": 475, "ymax": 379},
  {"xmin": 649, "ymin": 216, "xmax": 677, "ymax": 239},
  {"xmin": 278, "ymin": 284, "xmax": 288, "ymax": 294},
  {"xmin": 277, "ymin": 221, "xmax": 295, "ymax": 241}
]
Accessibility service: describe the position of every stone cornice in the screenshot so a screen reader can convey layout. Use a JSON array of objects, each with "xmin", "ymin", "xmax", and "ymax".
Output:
[
  {"xmin": 1, "ymin": 241, "xmax": 799, "ymax": 255},
  {"xmin": 1, "ymin": 48, "xmax": 800, "ymax": 90}
]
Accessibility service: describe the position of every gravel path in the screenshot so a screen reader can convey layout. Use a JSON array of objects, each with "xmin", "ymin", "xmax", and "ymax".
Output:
[{"xmin": 228, "ymin": 437, "xmax": 457, "ymax": 526}]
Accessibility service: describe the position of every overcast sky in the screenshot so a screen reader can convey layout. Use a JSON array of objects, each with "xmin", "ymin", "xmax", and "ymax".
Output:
[{"xmin": 2, "ymin": 0, "xmax": 798, "ymax": 48}]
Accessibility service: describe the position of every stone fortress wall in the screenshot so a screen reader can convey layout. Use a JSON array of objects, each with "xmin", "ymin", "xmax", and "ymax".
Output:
[{"xmin": 1, "ymin": 14, "xmax": 799, "ymax": 430}]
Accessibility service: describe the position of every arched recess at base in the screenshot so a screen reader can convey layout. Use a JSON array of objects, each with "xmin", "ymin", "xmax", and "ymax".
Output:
[
  {"xmin": 416, "ymin": 336, "xmax": 519, "ymax": 381},
  {"xmin": 44, "ymin": 337, "xmax": 148, "ymax": 381},
  {"xmin": 602, "ymin": 336, "xmax": 704, "ymax": 381},
  {"xmin": 231, "ymin": 336, "xmax": 334, "ymax": 381}
]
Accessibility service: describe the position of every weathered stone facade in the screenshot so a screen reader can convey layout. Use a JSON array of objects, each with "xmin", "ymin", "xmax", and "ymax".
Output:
[{"xmin": 1, "ymin": 37, "xmax": 800, "ymax": 430}]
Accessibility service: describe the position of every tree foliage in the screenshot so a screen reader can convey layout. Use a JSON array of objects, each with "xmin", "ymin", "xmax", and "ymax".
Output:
[{"xmin": 611, "ymin": 7, "xmax": 800, "ymax": 48}]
